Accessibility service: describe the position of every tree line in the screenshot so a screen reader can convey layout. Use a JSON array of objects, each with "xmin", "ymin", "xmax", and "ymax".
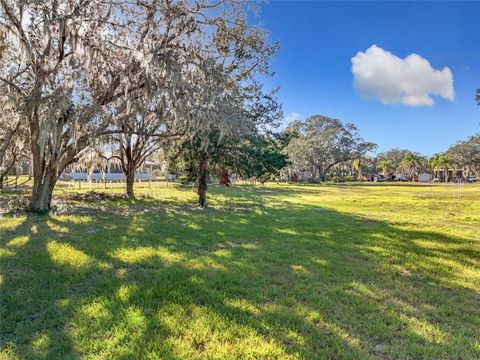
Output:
[{"xmin": 282, "ymin": 128, "xmax": 479, "ymax": 183}]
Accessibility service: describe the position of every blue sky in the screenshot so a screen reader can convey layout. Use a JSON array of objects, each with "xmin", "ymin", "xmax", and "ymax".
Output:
[{"xmin": 256, "ymin": 1, "xmax": 480, "ymax": 155}]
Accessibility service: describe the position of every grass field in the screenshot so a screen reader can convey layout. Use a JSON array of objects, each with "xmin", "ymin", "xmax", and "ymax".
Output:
[{"xmin": 1, "ymin": 182, "xmax": 479, "ymax": 359}]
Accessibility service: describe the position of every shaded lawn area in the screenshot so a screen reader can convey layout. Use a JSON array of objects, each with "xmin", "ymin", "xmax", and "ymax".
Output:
[{"xmin": 1, "ymin": 183, "xmax": 479, "ymax": 359}]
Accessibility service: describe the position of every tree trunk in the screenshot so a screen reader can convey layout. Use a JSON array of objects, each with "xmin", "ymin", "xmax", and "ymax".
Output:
[
  {"xmin": 197, "ymin": 154, "xmax": 208, "ymax": 208},
  {"xmin": 29, "ymin": 170, "xmax": 57, "ymax": 213},
  {"xmin": 219, "ymin": 167, "xmax": 230, "ymax": 187},
  {"xmin": 28, "ymin": 156, "xmax": 33, "ymax": 180},
  {"xmin": 26, "ymin": 102, "xmax": 96, "ymax": 212},
  {"xmin": 319, "ymin": 167, "xmax": 326, "ymax": 182},
  {"xmin": 27, "ymin": 120, "xmax": 68, "ymax": 213},
  {"xmin": 125, "ymin": 168, "xmax": 135, "ymax": 199},
  {"xmin": 0, "ymin": 174, "xmax": 4, "ymax": 190}
]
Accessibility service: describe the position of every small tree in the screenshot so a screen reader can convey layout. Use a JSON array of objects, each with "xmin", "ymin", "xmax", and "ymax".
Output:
[{"xmin": 108, "ymin": 109, "xmax": 178, "ymax": 199}]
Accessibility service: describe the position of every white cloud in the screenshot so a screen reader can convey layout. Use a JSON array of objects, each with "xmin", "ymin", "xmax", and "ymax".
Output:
[
  {"xmin": 284, "ymin": 112, "xmax": 302, "ymax": 123},
  {"xmin": 351, "ymin": 45, "xmax": 454, "ymax": 106}
]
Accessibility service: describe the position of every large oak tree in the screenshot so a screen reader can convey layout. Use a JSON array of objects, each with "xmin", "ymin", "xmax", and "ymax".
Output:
[
  {"xmin": 0, "ymin": 0, "xmax": 276, "ymax": 211},
  {"xmin": 285, "ymin": 115, "xmax": 376, "ymax": 181}
]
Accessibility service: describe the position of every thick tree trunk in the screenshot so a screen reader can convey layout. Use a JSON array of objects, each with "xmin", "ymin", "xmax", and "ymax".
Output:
[
  {"xmin": 26, "ymin": 99, "xmax": 97, "ymax": 212},
  {"xmin": 28, "ymin": 170, "xmax": 57, "ymax": 213},
  {"xmin": 197, "ymin": 154, "xmax": 208, "ymax": 208},
  {"xmin": 319, "ymin": 167, "xmax": 327, "ymax": 182},
  {"xmin": 27, "ymin": 119, "xmax": 66, "ymax": 213},
  {"xmin": 126, "ymin": 168, "xmax": 135, "ymax": 199}
]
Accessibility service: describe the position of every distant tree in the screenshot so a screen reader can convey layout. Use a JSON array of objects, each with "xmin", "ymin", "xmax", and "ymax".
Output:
[
  {"xmin": 361, "ymin": 156, "xmax": 379, "ymax": 179},
  {"xmin": 428, "ymin": 153, "xmax": 452, "ymax": 180},
  {"xmin": 447, "ymin": 135, "xmax": 480, "ymax": 179},
  {"xmin": 428, "ymin": 154, "xmax": 442, "ymax": 179},
  {"xmin": 476, "ymin": 88, "xmax": 480, "ymax": 105},
  {"xmin": 352, "ymin": 158, "xmax": 363, "ymax": 180},
  {"xmin": 376, "ymin": 148, "xmax": 411, "ymax": 171},
  {"xmin": 401, "ymin": 152, "xmax": 425, "ymax": 180},
  {"xmin": 377, "ymin": 160, "xmax": 394, "ymax": 178},
  {"xmin": 347, "ymin": 156, "xmax": 371, "ymax": 181},
  {"xmin": 428, "ymin": 153, "xmax": 453, "ymax": 182},
  {"xmin": 284, "ymin": 115, "xmax": 377, "ymax": 181}
]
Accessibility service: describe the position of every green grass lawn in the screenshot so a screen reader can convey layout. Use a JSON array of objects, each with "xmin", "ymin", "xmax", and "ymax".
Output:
[{"xmin": 1, "ymin": 182, "xmax": 479, "ymax": 359}]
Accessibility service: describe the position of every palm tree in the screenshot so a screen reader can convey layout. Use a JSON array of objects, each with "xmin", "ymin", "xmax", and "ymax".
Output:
[
  {"xmin": 401, "ymin": 152, "xmax": 424, "ymax": 181},
  {"xmin": 429, "ymin": 154, "xmax": 453, "ymax": 182},
  {"xmin": 377, "ymin": 160, "xmax": 394, "ymax": 179},
  {"xmin": 428, "ymin": 154, "xmax": 441, "ymax": 179}
]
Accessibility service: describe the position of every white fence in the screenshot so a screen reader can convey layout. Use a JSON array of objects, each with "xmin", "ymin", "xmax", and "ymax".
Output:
[{"xmin": 60, "ymin": 172, "xmax": 153, "ymax": 181}]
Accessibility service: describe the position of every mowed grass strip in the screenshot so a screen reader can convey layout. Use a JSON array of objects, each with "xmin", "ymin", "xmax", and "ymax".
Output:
[{"xmin": 1, "ymin": 183, "xmax": 479, "ymax": 359}]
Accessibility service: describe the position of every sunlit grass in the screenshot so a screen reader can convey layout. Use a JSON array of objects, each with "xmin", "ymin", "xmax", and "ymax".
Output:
[{"xmin": 1, "ymin": 182, "xmax": 479, "ymax": 359}]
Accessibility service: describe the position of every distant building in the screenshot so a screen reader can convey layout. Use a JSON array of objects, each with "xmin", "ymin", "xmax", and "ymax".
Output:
[
  {"xmin": 418, "ymin": 173, "xmax": 432, "ymax": 182},
  {"xmin": 61, "ymin": 161, "xmax": 162, "ymax": 181},
  {"xmin": 297, "ymin": 171, "xmax": 314, "ymax": 181},
  {"xmin": 435, "ymin": 169, "xmax": 464, "ymax": 182}
]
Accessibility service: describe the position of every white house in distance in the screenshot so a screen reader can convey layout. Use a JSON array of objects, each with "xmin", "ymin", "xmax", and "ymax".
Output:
[
  {"xmin": 61, "ymin": 161, "xmax": 162, "ymax": 181},
  {"xmin": 418, "ymin": 173, "xmax": 432, "ymax": 182},
  {"xmin": 395, "ymin": 173, "xmax": 408, "ymax": 181}
]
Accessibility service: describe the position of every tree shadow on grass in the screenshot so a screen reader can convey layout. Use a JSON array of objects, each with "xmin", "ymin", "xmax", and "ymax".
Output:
[
  {"xmin": 0, "ymin": 199, "xmax": 479, "ymax": 359},
  {"xmin": 316, "ymin": 182, "xmax": 443, "ymax": 188}
]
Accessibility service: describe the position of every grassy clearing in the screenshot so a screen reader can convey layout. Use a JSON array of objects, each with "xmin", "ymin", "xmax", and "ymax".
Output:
[{"xmin": 1, "ymin": 182, "xmax": 479, "ymax": 359}]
